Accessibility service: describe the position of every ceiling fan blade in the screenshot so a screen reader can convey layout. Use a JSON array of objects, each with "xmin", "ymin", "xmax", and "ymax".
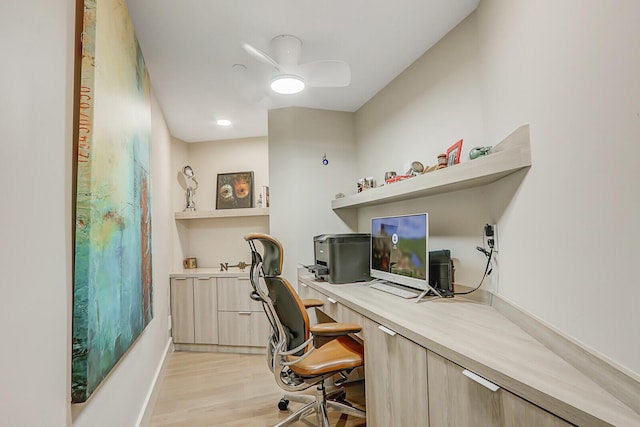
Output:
[
  {"xmin": 242, "ymin": 42, "xmax": 280, "ymax": 71},
  {"xmin": 297, "ymin": 60, "xmax": 351, "ymax": 87}
]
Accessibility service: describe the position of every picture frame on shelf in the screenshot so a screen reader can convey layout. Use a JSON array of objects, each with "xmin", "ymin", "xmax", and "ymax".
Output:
[
  {"xmin": 446, "ymin": 139, "xmax": 464, "ymax": 166},
  {"xmin": 216, "ymin": 171, "xmax": 254, "ymax": 209}
]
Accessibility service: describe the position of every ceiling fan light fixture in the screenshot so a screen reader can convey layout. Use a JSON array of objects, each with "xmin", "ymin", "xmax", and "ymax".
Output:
[{"xmin": 270, "ymin": 74, "xmax": 305, "ymax": 94}]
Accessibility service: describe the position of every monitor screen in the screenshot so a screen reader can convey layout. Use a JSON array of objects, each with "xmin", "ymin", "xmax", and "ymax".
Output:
[{"xmin": 370, "ymin": 213, "xmax": 429, "ymax": 291}]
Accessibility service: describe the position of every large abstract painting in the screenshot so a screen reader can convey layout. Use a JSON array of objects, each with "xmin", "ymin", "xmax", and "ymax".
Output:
[{"xmin": 72, "ymin": 0, "xmax": 153, "ymax": 403}]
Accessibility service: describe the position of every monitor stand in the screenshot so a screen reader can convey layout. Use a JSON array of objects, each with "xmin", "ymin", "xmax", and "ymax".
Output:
[{"xmin": 415, "ymin": 282, "xmax": 451, "ymax": 303}]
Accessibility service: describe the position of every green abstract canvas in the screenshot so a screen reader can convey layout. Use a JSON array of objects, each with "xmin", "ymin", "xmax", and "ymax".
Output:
[{"xmin": 72, "ymin": 0, "xmax": 153, "ymax": 403}]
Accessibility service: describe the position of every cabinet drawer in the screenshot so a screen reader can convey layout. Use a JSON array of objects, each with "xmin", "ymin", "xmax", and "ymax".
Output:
[
  {"xmin": 218, "ymin": 311, "xmax": 270, "ymax": 347},
  {"xmin": 427, "ymin": 351, "xmax": 572, "ymax": 426},
  {"xmin": 217, "ymin": 277, "xmax": 262, "ymax": 312}
]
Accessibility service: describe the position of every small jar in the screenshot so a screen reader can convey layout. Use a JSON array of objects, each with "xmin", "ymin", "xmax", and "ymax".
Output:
[{"xmin": 437, "ymin": 153, "xmax": 447, "ymax": 167}]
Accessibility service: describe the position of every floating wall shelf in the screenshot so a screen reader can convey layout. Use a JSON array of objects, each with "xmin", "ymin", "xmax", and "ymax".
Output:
[
  {"xmin": 331, "ymin": 125, "xmax": 531, "ymax": 211},
  {"xmin": 175, "ymin": 207, "xmax": 269, "ymax": 220}
]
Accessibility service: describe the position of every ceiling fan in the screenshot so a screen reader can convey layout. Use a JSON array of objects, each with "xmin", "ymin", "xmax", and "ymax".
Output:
[{"xmin": 242, "ymin": 34, "xmax": 351, "ymax": 94}]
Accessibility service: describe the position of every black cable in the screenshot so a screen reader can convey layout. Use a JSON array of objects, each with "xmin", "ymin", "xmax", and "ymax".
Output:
[{"xmin": 453, "ymin": 248, "xmax": 493, "ymax": 296}]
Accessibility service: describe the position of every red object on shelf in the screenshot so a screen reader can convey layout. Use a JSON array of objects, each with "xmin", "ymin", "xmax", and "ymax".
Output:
[{"xmin": 385, "ymin": 175, "xmax": 412, "ymax": 184}]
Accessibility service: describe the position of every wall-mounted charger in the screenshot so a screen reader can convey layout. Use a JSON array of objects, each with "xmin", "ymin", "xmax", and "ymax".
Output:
[{"xmin": 483, "ymin": 223, "xmax": 498, "ymax": 252}]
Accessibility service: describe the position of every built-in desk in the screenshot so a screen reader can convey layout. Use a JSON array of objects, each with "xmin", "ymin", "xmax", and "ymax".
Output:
[{"xmin": 298, "ymin": 270, "xmax": 640, "ymax": 426}]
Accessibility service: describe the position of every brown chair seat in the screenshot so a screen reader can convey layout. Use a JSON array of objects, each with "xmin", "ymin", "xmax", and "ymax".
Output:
[{"xmin": 288, "ymin": 336, "xmax": 364, "ymax": 377}]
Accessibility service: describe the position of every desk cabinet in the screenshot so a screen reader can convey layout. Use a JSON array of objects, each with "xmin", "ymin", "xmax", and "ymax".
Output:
[
  {"xmin": 169, "ymin": 278, "xmax": 195, "ymax": 344},
  {"xmin": 299, "ymin": 281, "xmax": 364, "ymax": 339},
  {"xmin": 303, "ymin": 281, "xmax": 574, "ymax": 427},
  {"xmin": 170, "ymin": 277, "xmax": 218, "ymax": 344},
  {"xmin": 217, "ymin": 277, "xmax": 270, "ymax": 348},
  {"xmin": 427, "ymin": 351, "xmax": 572, "ymax": 427},
  {"xmin": 170, "ymin": 274, "xmax": 268, "ymax": 353},
  {"xmin": 363, "ymin": 317, "xmax": 429, "ymax": 426}
]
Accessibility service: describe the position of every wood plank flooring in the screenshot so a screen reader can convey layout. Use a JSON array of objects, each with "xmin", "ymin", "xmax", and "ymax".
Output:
[{"xmin": 150, "ymin": 351, "xmax": 366, "ymax": 427}]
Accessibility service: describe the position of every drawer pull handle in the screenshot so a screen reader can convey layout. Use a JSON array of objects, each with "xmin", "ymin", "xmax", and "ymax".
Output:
[
  {"xmin": 197, "ymin": 277, "xmax": 211, "ymax": 281},
  {"xmin": 378, "ymin": 325, "xmax": 396, "ymax": 336},
  {"xmin": 238, "ymin": 311, "xmax": 252, "ymax": 315},
  {"xmin": 462, "ymin": 369, "xmax": 500, "ymax": 392},
  {"xmin": 238, "ymin": 277, "xmax": 250, "ymax": 281},
  {"xmin": 300, "ymin": 282, "xmax": 308, "ymax": 287},
  {"xmin": 327, "ymin": 298, "xmax": 337, "ymax": 304},
  {"xmin": 173, "ymin": 277, "xmax": 187, "ymax": 281}
]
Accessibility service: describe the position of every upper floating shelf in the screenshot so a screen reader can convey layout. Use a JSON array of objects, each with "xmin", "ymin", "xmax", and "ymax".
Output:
[
  {"xmin": 175, "ymin": 207, "xmax": 269, "ymax": 220},
  {"xmin": 331, "ymin": 125, "xmax": 531, "ymax": 210}
]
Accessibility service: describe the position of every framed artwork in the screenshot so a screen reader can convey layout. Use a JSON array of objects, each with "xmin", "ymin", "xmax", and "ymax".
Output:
[
  {"xmin": 446, "ymin": 139, "xmax": 464, "ymax": 166},
  {"xmin": 216, "ymin": 171, "xmax": 254, "ymax": 209},
  {"xmin": 72, "ymin": 0, "xmax": 153, "ymax": 403}
]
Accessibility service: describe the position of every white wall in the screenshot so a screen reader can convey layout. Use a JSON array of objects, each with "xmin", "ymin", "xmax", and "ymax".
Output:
[
  {"xmin": 355, "ymin": 0, "xmax": 640, "ymax": 375},
  {"xmin": 476, "ymin": 0, "xmax": 640, "ymax": 374},
  {"xmin": 170, "ymin": 137, "xmax": 189, "ymax": 271},
  {"xmin": 354, "ymin": 13, "xmax": 492, "ymax": 289},
  {"xmin": 171, "ymin": 137, "xmax": 270, "ymax": 268},
  {"xmin": 356, "ymin": 13, "xmax": 484, "ymax": 183},
  {"xmin": 0, "ymin": 1, "xmax": 75, "ymax": 426},
  {"xmin": 268, "ymin": 107, "xmax": 358, "ymax": 284},
  {"xmin": 0, "ymin": 2, "xmax": 175, "ymax": 426}
]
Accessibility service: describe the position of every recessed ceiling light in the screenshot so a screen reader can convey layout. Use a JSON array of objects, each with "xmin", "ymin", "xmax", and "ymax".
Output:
[
  {"xmin": 216, "ymin": 119, "xmax": 232, "ymax": 126},
  {"xmin": 271, "ymin": 75, "xmax": 305, "ymax": 95}
]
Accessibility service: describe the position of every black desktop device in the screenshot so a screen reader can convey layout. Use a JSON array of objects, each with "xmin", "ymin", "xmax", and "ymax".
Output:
[
  {"xmin": 429, "ymin": 249, "xmax": 454, "ymax": 295},
  {"xmin": 310, "ymin": 233, "xmax": 371, "ymax": 284}
]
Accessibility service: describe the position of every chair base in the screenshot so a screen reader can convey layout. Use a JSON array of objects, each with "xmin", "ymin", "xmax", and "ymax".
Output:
[{"xmin": 274, "ymin": 383, "xmax": 365, "ymax": 427}]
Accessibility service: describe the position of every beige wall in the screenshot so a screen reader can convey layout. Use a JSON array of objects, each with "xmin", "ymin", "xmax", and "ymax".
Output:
[
  {"xmin": 477, "ymin": 0, "xmax": 640, "ymax": 374},
  {"xmin": 0, "ymin": 2, "xmax": 176, "ymax": 426},
  {"xmin": 355, "ymin": 0, "xmax": 640, "ymax": 375},
  {"xmin": 0, "ymin": 1, "xmax": 75, "ymax": 425},
  {"xmin": 170, "ymin": 137, "xmax": 190, "ymax": 271},
  {"xmin": 172, "ymin": 137, "xmax": 270, "ymax": 268},
  {"xmin": 268, "ymin": 107, "xmax": 358, "ymax": 283},
  {"xmin": 354, "ymin": 12, "xmax": 491, "ymax": 289}
]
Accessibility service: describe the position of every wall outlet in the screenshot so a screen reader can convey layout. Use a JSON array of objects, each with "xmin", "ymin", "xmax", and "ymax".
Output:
[
  {"xmin": 483, "ymin": 223, "xmax": 498, "ymax": 252},
  {"xmin": 167, "ymin": 315, "xmax": 172, "ymax": 331}
]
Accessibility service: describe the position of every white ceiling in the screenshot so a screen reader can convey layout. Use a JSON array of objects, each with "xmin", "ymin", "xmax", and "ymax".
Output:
[{"xmin": 127, "ymin": 0, "xmax": 479, "ymax": 143}]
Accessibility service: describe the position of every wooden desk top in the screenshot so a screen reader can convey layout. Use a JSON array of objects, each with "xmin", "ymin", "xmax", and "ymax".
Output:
[{"xmin": 298, "ymin": 272, "xmax": 640, "ymax": 427}]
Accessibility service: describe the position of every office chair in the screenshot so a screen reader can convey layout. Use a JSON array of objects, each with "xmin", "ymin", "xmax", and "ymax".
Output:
[{"xmin": 245, "ymin": 233, "xmax": 366, "ymax": 427}]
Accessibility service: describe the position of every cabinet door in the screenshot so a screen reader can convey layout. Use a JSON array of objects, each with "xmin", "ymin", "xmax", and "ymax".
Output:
[
  {"xmin": 336, "ymin": 303, "xmax": 364, "ymax": 340},
  {"xmin": 363, "ymin": 317, "xmax": 429, "ymax": 427},
  {"xmin": 170, "ymin": 278, "xmax": 194, "ymax": 344},
  {"xmin": 218, "ymin": 311, "xmax": 270, "ymax": 347},
  {"xmin": 427, "ymin": 351, "xmax": 572, "ymax": 427},
  {"xmin": 298, "ymin": 282, "xmax": 324, "ymax": 324},
  {"xmin": 193, "ymin": 277, "xmax": 218, "ymax": 344},
  {"xmin": 217, "ymin": 277, "xmax": 263, "ymax": 312}
]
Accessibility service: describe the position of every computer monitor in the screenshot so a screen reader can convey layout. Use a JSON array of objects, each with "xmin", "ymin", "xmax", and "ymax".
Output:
[{"xmin": 370, "ymin": 213, "xmax": 428, "ymax": 292}]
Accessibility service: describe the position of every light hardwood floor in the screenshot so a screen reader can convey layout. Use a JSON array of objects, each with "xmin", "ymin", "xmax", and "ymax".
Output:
[{"xmin": 150, "ymin": 351, "xmax": 366, "ymax": 427}]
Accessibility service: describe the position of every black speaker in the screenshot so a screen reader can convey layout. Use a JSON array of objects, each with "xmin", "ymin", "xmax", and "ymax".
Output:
[{"xmin": 429, "ymin": 249, "xmax": 453, "ymax": 292}]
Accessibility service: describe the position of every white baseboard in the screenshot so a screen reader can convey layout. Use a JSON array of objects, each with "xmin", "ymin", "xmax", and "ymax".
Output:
[{"xmin": 135, "ymin": 338, "xmax": 173, "ymax": 427}]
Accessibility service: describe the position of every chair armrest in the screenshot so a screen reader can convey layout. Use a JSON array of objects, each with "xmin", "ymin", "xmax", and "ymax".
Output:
[
  {"xmin": 303, "ymin": 298, "xmax": 324, "ymax": 309},
  {"xmin": 310, "ymin": 322, "xmax": 362, "ymax": 348},
  {"xmin": 310, "ymin": 322, "xmax": 362, "ymax": 336}
]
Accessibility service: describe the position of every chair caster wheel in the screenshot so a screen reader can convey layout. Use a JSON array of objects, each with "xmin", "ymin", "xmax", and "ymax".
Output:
[
  {"xmin": 278, "ymin": 398, "xmax": 289, "ymax": 410},
  {"xmin": 334, "ymin": 392, "xmax": 347, "ymax": 402}
]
